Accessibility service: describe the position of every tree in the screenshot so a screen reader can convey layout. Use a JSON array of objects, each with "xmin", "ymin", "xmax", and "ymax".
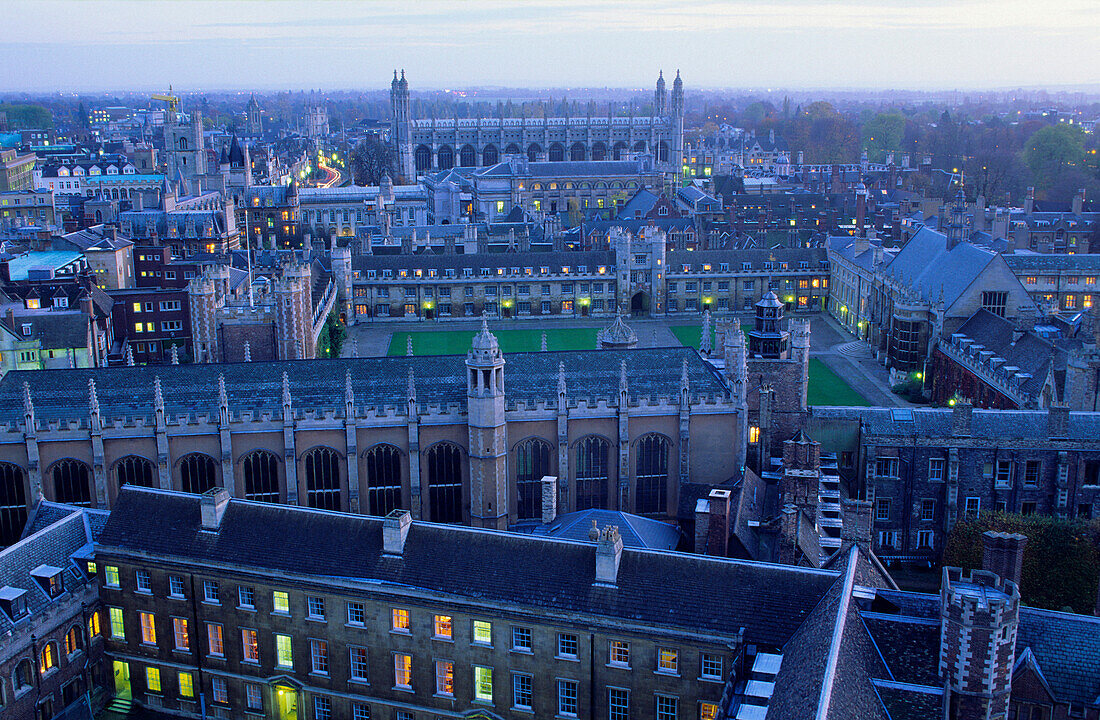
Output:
[
  {"xmin": 1025, "ymin": 124, "xmax": 1086, "ymax": 192},
  {"xmin": 315, "ymin": 309, "xmax": 347, "ymax": 359},
  {"xmin": 861, "ymin": 113, "xmax": 906, "ymax": 163},
  {"xmin": 350, "ymin": 136, "xmax": 395, "ymax": 186}
]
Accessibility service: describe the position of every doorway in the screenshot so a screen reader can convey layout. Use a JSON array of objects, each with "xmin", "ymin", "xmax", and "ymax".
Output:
[
  {"xmin": 630, "ymin": 292, "xmax": 650, "ymax": 314},
  {"xmin": 275, "ymin": 685, "xmax": 299, "ymax": 720},
  {"xmin": 112, "ymin": 660, "xmax": 131, "ymax": 700}
]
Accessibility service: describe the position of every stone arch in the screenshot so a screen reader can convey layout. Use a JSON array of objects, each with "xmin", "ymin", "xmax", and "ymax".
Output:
[
  {"xmin": 114, "ymin": 455, "xmax": 156, "ymax": 491},
  {"xmin": 177, "ymin": 453, "xmax": 218, "ymax": 494},
  {"xmin": 504, "ymin": 143, "xmax": 521, "ymax": 155},
  {"xmin": 548, "ymin": 143, "xmax": 565, "ymax": 162},
  {"xmin": 482, "ymin": 144, "xmax": 499, "ymax": 166},
  {"xmin": 0, "ymin": 462, "xmax": 27, "ymax": 547},
  {"xmin": 526, "ymin": 143, "xmax": 541, "ymax": 162},
  {"xmin": 303, "ymin": 446, "xmax": 342, "ymax": 511},
  {"xmin": 362, "ymin": 443, "xmax": 403, "ymax": 517},
  {"xmin": 633, "ymin": 140, "xmax": 647, "ymax": 153},
  {"xmin": 570, "ymin": 142, "xmax": 586, "ymax": 161},
  {"xmin": 514, "ymin": 437, "xmax": 552, "ymax": 520},
  {"xmin": 591, "ymin": 141, "xmax": 607, "ymax": 161},
  {"xmin": 437, "ymin": 145, "xmax": 454, "ymax": 171},
  {"xmin": 49, "ymin": 458, "xmax": 93, "ymax": 506},
  {"xmin": 572, "ymin": 435, "xmax": 611, "ymax": 511},
  {"xmin": 612, "ymin": 141, "xmax": 628, "ymax": 160},
  {"xmin": 634, "ymin": 433, "xmax": 671, "ymax": 514},
  {"xmin": 240, "ymin": 449, "xmax": 281, "ymax": 503},
  {"xmin": 414, "ymin": 145, "xmax": 432, "ymax": 173},
  {"xmin": 459, "ymin": 144, "xmax": 477, "ymax": 168},
  {"xmin": 425, "ymin": 441, "xmax": 464, "ymax": 524}
]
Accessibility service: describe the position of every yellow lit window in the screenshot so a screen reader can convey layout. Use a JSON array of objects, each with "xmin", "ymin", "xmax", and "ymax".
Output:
[
  {"xmin": 473, "ymin": 620, "xmax": 492, "ymax": 645},
  {"xmin": 109, "ymin": 607, "xmax": 125, "ymax": 639},
  {"xmin": 392, "ymin": 608, "xmax": 410, "ymax": 632},
  {"xmin": 610, "ymin": 640, "xmax": 630, "ymax": 666},
  {"xmin": 394, "ymin": 653, "xmax": 412, "ymax": 688},
  {"xmin": 701, "ymin": 703, "xmax": 718, "ymax": 720},
  {"xmin": 749, "ymin": 426, "xmax": 760, "ymax": 443},
  {"xmin": 132, "ymin": 302, "xmax": 142, "ymax": 313},
  {"xmin": 134, "ymin": 322, "xmax": 143, "ymax": 334},
  {"xmin": 436, "ymin": 660, "xmax": 454, "ymax": 695},
  {"xmin": 273, "ymin": 590, "xmax": 289, "ymax": 613},
  {"xmin": 140, "ymin": 612, "xmax": 157, "ymax": 645},
  {"xmin": 658, "ymin": 647, "xmax": 678, "ymax": 673},
  {"xmin": 26, "ymin": 298, "xmax": 39, "ymax": 309},
  {"xmin": 1085, "ymin": 295, "xmax": 1093, "ymax": 308},
  {"xmin": 496, "ymin": 201, "xmax": 505, "ymax": 213},
  {"xmin": 40, "ymin": 643, "xmax": 55, "ymax": 672},
  {"xmin": 474, "ymin": 665, "xmax": 493, "ymax": 701},
  {"xmin": 87, "ymin": 611, "xmax": 100, "ymax": 638},
  {"xmin": 207, "ymin": 623, "xmax": 223, "ymax": 656},
  {"xmin": 276, "ymin": 634, "xmax": 293, "ymax": 668},
  {"xmin": 105, "ymin": 566, "xmax": 119, "ymax": 587},
  {"xmin": 433, "ymin": 615, "xmax": 452, "ymax": 640},
  {"xmin": 146, "ymin": 667, "xmax": 161, "ymax": 693},
  {"xmin": 178, "ymin": 671, "xmax": 194, "ymax": 698},
  {"xmin": 146, "ymin": 322, "xmax": 154, "ymax": 332}
]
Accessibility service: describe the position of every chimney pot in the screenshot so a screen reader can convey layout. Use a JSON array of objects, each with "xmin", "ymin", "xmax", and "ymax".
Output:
[
  {"xmin": 199, "ymin": 488, "xmax": 231, "ymax": 531},
  {"xmin": 540, "ymin": 475, "xmax": 558, "ymax": 524},
  {"xmin": 382, "ymin": 509, "xmax": 412, "ymax": 556},
  {"xmin": 707, "ymin": 489, "xmax": 732, "ymax": 557},
  {"xmin": 1047, "ymin": 403, "xmax": 1070, "ymax": 439},
  {"xmin": 594, "ymin": 526, "xmax": 624, "ymax": 586},
  {"xmin": 840, "ymin": 499, "xmax": 874, "ymax": 553}
]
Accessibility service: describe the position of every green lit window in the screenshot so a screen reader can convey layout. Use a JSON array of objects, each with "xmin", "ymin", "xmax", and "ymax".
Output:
[
  {"xmin": 86, "ymin": 561, "xmax": 97, "ymax": 575},
  {"xmin": 473, "ymin": 620, "xmax": 492, "ymax": 645},
  {"xmin": 146, "ymin": 667, "xmax": 161, "ymax": 693},
  {"xmin": 178, "ymin": 671, "xmax": 193, "ymax": 698},
  {"xmin": 273, "ymin": 590, "xmax": 289, "ymax": 614},
  {"xmin": 105, "ymin": 566, "xmax": 119, "ymax": 587},
  {"xmin": 276, "ymin": 634, "xmax": 293, "ymax": 668},
  {"xmin": 109, "ymin": 607, "xmax": 125, "ymax": 640},
  {"xmin": 474, "ymin": 665, "xmax": 493, "ymax": 702}
]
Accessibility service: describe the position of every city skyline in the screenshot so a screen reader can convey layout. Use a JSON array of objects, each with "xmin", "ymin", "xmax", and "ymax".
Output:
[{"xmin": 1, "ymin": 0, "xmax": 1099, "ymax": 93}]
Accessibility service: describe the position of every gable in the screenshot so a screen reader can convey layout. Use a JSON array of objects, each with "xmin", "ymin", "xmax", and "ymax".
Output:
[{"xmin": 945, "ymin": 254, "xmax": 1037, "ymax": 321}]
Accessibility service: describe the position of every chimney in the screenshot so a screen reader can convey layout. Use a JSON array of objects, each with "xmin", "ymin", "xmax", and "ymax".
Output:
[
  {"xmin": 951, "ymin": 399, "xmax": 972, "ymax": 437},
  {"xmin": 1047, "ymin": 403, "xmax": 1070, "ymax": 439},
  {"xmin": 694, "ymin": 498, "xmax": 711, "ymax": 554},
  {"xmin": 382, "ymin": 509, "xmax": 412, "ymax": 556},
  {"xmin": 540, "ymin": 475, "xmax": 558, "ymax": 524},
  {"xmin": 134, "ymin": 191, "xmax": 143, "ymax": 211},
  {"xmin": 981, "ymin": 531, "xmax": 1028, "ymax": 589},
  {"xmin": 1024, "ymin": 186, "xmax": 1035, "ymax": 215},
  {"xmin": 707, "ymin": 489, "xmax": 732, "ymax": 557},
  {"xmin": 199, "ymin": 488, "xmax": 231, "ymax": 531},
  {"xmin": 1073, "ymin": 188, "xmax": 1085, "ymax": 216},
  {"xmin": 839, "ymin": 499, "xmax": 874, "ymax": 554},
  {"xmin": 594, "ymin": 526, "xmax": 623, "ymax": 586}
]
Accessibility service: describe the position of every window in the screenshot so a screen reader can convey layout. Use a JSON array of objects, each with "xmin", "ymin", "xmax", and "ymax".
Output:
[
  {"xmin": 109, "ymin": 607, "xmax": 125, "ymax": 639},
  {"xmin": 475, "ymin": 663, "xmax": 492, "ymax": 703},
  {"xmin": 242, "ymin": 628, "xmax": 259, "ymax": 662},
  {"xmin": 180, "ymin": 454, "xmax": 217, "ymax": 494},
  {"xmin": 576, "ymin": 436, "xmax": 610, "ymax": 510},
  {"xmin": 245, "ymin": 682, "xmax": 261, "ymax": 711},
  {"xmin": 169, "ymin": 576, "xmax": 184, "ymax": 598},
  {"xmin": 995, "ymin": 461, "xmax": 1012, "ymax": 488},
  {"xmin": 701, "ymin": 702, "xmax": 720, "ymax": 720},
  {"xmin": 965, "ymin": 497, "xmax": 981, "ymax": 519},
  {"xmin": 136, "ymin": 570, "xmax": 151, "ymax": 593},
  {"xmin": 394, "ymin": 653, "xmax": 412, "ymax": 688},
  {"xmin": 929, "ymin": 458, "xmax": 945, "ymax": 482},
  {"xmin": 658, "ymin": 647, "xmax": 679, "ymax": 674},
  {"xmin": 353, "ymin": 704, "xmax": 371, "ymax": 720},
  {"xmin": 657, "ymin": 695, "xmax": 679, "ymax": 720},
  {"xmin": 239, "ymin": 586, "xmax": 255, "ymax": 609},
  {"xmin": 273, "ymin": 590, "xmax": 290, "ymax": 614},
  {"xmin": 276, "ymin": 634, "xmax": 293, "ymax": 668},
  {"xmin": 307, "ymin": 596, "xmax": 326, "ymax": 620},
  {"xmin": 434, "ymin": 614, "xmax": 452, "ymax": 640},
  {"xmin": 558, "ymin": 633, "xmax": 579, "ymax": 659},
  {"xmin": 609, "ymin": 688, "xmax": 630, "ymax": 720},
  {"xmin": 876, "ymin": 498, "xmax": 890, "ymax": 521},
  {"xmin": 40, "ymin": 642, "xmax": 56, "ymax": 673},
  {"xmin": 104, "ymin": 565, "xmax": 120, "ymax": 588},
  {"xmin": 212, "ymin": 677, "xmax": 228, "ymax": 704},
  {"xmin": 516, "ymin": 438, "xmax": 551, "ymax": 520},
  {"xmin": 305, "ymin": 447, "xmax": 342, "ymax": 511},
  {"xmin": 138, "ymin": 611, "xmax": 156, "ymax": 646},
  {"xmin": 178, "ymin": 671, "xmax": 194, "ymax": 699},
  {"xmin": 427, "ymin": 442, "xmax": 463, "ymax": 523},
  {"xmin": 347, "ymin": 601, "xmax": 365, "ymax": 626},
  {"xmin": 918, "ymin": 530, "xmax": 934, "ymax": 549},
  {"xmin": 701, "ymin": 653, "xmax": 723, "ymax": 680},
  {"xmin": 635, "ymin": 434, "xmax": 670, "ymax": 514},
  {"xmin": 203, "ymin": 580, "xmax": 219, "ymax": 603},
  {"xmin": 1021, "ymin": 501, "xmax": 1037, "ymax": 516},
  {"xmin": 364, "ymin": 444, "xmax": 402, "ymax": 517},
  {"xmin": 310, "ymin": 639, "xmax": 328, "ymax": 674},
  {"xmin": 206, "ymin": 623, "xmax": 223, "ymax": 656},
  {"xmin": 512, "ymin": 626, "xmax": 532, "ymax": 652},
  {"xmin": 146, "ymin": 667, "xmax": 161, "ymax": 693},
  {"xmin": 351, "ymin": 647, "xmax": 369, "ymax": 682},
  {"xmin": 1024, "ymin": 460, "xmax": 1040, "ymax": 486},
  {"xmin": 473, "ymin": 619, "xmax": 492, "ymax": 645},
  {"xmin": 65, "ymin": 625, "xmax": 82, "ymax": 655},
  {"xmin": 875, "ymin": 458, "xmax": 899, "ymax": 478},
  {"xmin": 610, "ymin": 640, "xmax": 630, "ymax": 667},
  {"xmin": 172, "ymin": 618, "xmax": 189, "ymax": 651},
  {"xmin": 558, "ymin": 679, "xmax": 578, "ymax": 716},
  {"xmin": 392, "ymin": 608, "xmax": 410, "ymax": 632},
  {"xmin": 921, "ymin": 499, "xmax": 935, "ymax": 522},
  {"xmin": 981, "ymin": 291, "xmax": 1008, "ymax": 317},
  {"xmin": 435, "ymin": 660, "xmax": 453, "ymax": 696}
]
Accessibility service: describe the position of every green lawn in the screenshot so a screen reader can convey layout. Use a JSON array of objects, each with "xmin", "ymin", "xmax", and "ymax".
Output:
[
  {"xmin": 388, "ymin": 327, "xmax": 602, "ymax": 356},
  {"xmin": 669, "ymin": 323, "xmax": 754, "ymax": 350},
  {"xmin": 807, "ymin": 358, "xmax": 869, "ymax": 406}
]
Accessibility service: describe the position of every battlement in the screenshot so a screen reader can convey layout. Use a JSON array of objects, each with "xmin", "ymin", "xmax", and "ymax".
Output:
[{"xmin": 941, "ymin": 566, "xmax": 1020, "ymax": 614}]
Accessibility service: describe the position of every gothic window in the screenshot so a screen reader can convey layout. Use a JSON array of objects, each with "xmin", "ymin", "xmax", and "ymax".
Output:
[
  {"xmin": 0, "ymin": 463, "xmax": 27, "ymax": 547},
  {"xmin": 570, "ymin": 142, "xmax": 586, "ymax": 161},
  {"xmin": 575, "ymin": 437, "xmax": 609, "ymax": 511},
  {"xmin": 51, "ymin": 459, "xmax": 92, "ymax": 507},
  {"xmin": 427, "ymin": 442, "xmax": 463, "ymax": 524},
  {"xmin": 177, "ymin": 137, "xmax": 188, "ymax": 151},
  {"xmin": 482, "ymin": 144, "xmax": 499, "ymax": 166},
  {"xmin": 526, "ymin": 143, "xmax": 541, "ymax": 163},
  {"xmin": 437, "ymin": 146, "xmax": 454, "ymax": 171},
  {"xmin": 305, "ymin": 447, "xmax": 342, "ymax": 511},
  {"xmin": 657, "ymin": 141, "xmax": 670, "ymax": 163},
  {"xmin": 459, "ymin": 144, "xmax": 477, "ymax": 168},
  {"xmin": 635, "ymin": 435, "xmax": 670, "ymax": 514},
  {"xmin": 516, "ymin": 439, "xmax": 551, "ymax": 520},
  {"xmin": 633, "ymin": 140, "xmax": 647, "ymax": 153},
  {"xmin": 414, "ymin": 145, "xmax": 432, "ymax": 173},
  {"xmin": 364, "ymin": 444, "xmax": 402, "ymax": 517},
  {"xmin": 548, "ymin": 143, "xmax": 565, "ymax": 162},
  {"xmin": 612, "ymin": 141, "xmax": 627, "ymax": 160},
  {"xmin": 242, "ymin": 450, "xmax": 280, "ymax": 503},
  {"xmin": 505, "ymin": 143, "xmax": 521, "ymax": 155},
  {"xmin": 13, "ymin": 658, "xmax": 33, "ymax": 690},
  {"xmin": 116, "ymin": 455, "xmax": 156, "ymax": 490},
  {"xmin": 179, "ymin": 453, "xmax": 218, "ymax": 494},
  {"xmin": 591, "ymin": 142, "xmax": 607, "ymax": 161}
]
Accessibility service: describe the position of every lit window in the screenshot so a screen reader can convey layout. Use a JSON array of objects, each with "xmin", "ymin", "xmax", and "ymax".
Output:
[
  {"xmin": 749, "ymin": 426, "xmax": 760, "ymax": 443},
  {"xmin": 146, "ymin": 667, "xmax": 161, "ymax": 693},
  {"xmin": 40, "ymin": 642, "xmax": 56, "ymax": 672},
  {"xmin": 394, "ymin": 653, "xmax": 412, "ymax": 688},
  {"xmin": 242, "ymin": 628, "xmax": 259, "ymax": 662},
  {"xmin": 435, "ymin": 660, "xmax": 454, "ymax": 696},
  {"xmin": 276, "ymin": 634, "xmax": 293, "ymax": 668},
  {"xmin": 609, "ymin": 640, "xmax": 630, "ymax": 667},
  {"xmin": 473, "ymin": 620, "xmax": 492, "ymax": 645},
  {"xmin": 701, "ymin": 702, "xmax": 719, "ymax": 720},
  {"xmin": 392, "ymin": 608, "xmax": 410, "ymax": 632},
  {"xmin": 474, "ymin": 665, "xmax": 493, "ymax": 702},
  {"xmin": 273, "ymin": 590, "xmax": 289, "ymax": 614},
  {"xmin": 172, "ymin": 617, "xmax": 189, "ymax": 651},
  {"xmin": 657, "ymin": 647, "xmax": 678, "ymax": 674},
  {"xmin": 104, "ymin": 566, "xmax": 120, "ymax": 588},
  {"xmin": 87, "ymin": 611, "xmax": 100, "ymax": 638},
  {"xmin": 206, "ymin": 623, "xmax": 223, "ymax": 656},
  {"xmin": 178, "ymin": 671, "xmax": 194, "ymax": 698},
  {"xmin": 434, "ymin": 615, "xmax": 453, "ymax": 640},
  {"xmin": 109, "ymin": 607, "xmax": 125, "ymax": 639}
]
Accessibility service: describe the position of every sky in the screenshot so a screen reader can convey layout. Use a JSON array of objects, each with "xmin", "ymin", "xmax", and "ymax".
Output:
[{"xmin": 1, "ymin": 0, "xmax": 1099, "ymax": 93}]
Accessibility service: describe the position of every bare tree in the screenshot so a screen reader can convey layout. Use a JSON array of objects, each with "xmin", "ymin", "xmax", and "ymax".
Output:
[{"xmin": 350, "ymin": 136, "xmax": 396, "ymax": 185}]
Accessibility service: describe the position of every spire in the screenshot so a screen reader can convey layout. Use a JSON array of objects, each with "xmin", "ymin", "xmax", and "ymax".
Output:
[
  {"xmin": 88, "ymin": 378, "xmax": 100, "ymax": 418},
  {"xmin": 282, "ymin": 371, "xmax": 292, "ymax": 411},
  {"xmin": 22, "ymin": 381, "xmax": 34, "ymax": 429},
  {"xmin": 681, "ymin": 358, "xmax": 690, "ymax": 392},
  {"xmin": 700, "ymin": 310, "xmax": 712, "ymax": 355},
  {"xmin": 154, "ymin": 376, "xmax": 165, "ymax": 420},
  {"xmin": 125, "ymin": 345, "xmax": 134, "ymax": 366},
  {"xmin": 407, "ymin": 366, "xmax": 417, "ymax": 402},
  {"xmin": 218, "ymin": 374, "xmax": 229, "ymax": 425},
  {"xmin": 557, "ymin": 361, "xmax": 567, "ymax": 398},
  {"xmin": 170, "ymin": 344, "xmax": 179, "ymax": 364},
  {"xmin": 406, "ymin": 335, "xmax": 414, "ymax": 356},
  {"xmin": 243, "ymin": 341, "xmax": 251, "ymax": 362},
  {"xmin": 345, "ymin": 369, "xmax": 354, "ymax": 410},
  {"xmin": 619, "ymin": 359, "xmax": 628, "ymax": 395}
]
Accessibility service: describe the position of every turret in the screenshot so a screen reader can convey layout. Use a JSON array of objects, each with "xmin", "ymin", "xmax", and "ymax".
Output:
[
  {"xmin": 654, "ymin": 70, "xmax": 667, "ymax": 116},
  {"xmin": 946, "ymin": 181, "xmax": 967, "ymax": 250},
  {"xmin": 466, "ymin": 319, "xmax": 509, "ymax": 529}
]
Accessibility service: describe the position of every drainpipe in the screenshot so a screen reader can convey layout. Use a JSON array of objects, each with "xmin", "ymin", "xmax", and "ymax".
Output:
[
  {"xmin": 188, "ymin": 574, "xmax": 208, "ymax": 719},
  {"xmin": 589, "ymin": 632, "xmax": 596, "ymax": 720}
]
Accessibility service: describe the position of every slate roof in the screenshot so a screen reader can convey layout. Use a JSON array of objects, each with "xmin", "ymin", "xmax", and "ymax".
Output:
[
  {"xmin": 97, "ymin": 488, "xmax": 837, "ymax": 647},
  {"xmin": 352, "ymin": 250, "xmax": 615, "ymax": 272},
  {"xmin": 0, "ymin": 347, "xmax": 729, "ymax": 424},
  {"xmin": 873, "ymin": 683, "xmax": 944, "ymax": 720},
  {"xmin": 531, "ymin": 509, "xmax": 681, "ymax": 550},
  {"xmin": 807, "ymin": 405, "xmax": 1100, "ymax": 442},
  {"xmin": 882, "ymin": 226, "xmax": 998, "ymax": 309},
  {"xmin": 953, "ymin": 309, "xmax": 1059, "ymax": 397},
  {"xmin": 666, "ymin": 247, "xmax": 828, "ymax": 270},
  {"xmin": 1004, "ymin": 253, "xmax": 1100, "ymax": 273}
]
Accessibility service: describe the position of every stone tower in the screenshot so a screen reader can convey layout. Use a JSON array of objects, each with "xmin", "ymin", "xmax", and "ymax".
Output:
[
  {"xmin": 188, "ymin": 275, "xmax": 220, "ymax": 363},
  {"xmin": 946, "ymin": 182, "xmax": 968, "ymax": 250},
  {"xmin": 331, "ymin": 244, "xmax": 353, "ymax": 325},
  {"xmin": 245, "ymin": 94, "xmax": 262, "ymax": 136},
  {"xmin": 654, "ymin": 70, "xmax": 667, "ymax": 117},
  {"xmin": 274, "ymin": 262, "xmax": 314, "ymax": 360},
  {"xmin": 164, "ymin": 108, "xmax": 207, "ymax": 190},
  {"xmin": 390, "ymin": 70, "xmax": 415, "ymax": 180},
  {"xmin": 790, "ymin": 317, "xmax": 811, "ymax": 411},
  {"xmin": 939, "ymin": 567, "xmax": 1020, "ymax": 720},
  {"xmin": 670, "ymin": 70, "xmax": 685, "ymax": 169},
  {"xmin": 723, "ymin": 322, "xmax": 749, "ymax": 470},
  {"xmin": 466, "ymin": 319, "xmax": 509, "ymax": 530}
]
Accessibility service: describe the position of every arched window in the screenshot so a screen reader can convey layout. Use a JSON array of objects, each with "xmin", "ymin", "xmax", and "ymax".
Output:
[
  {"xmin": 635, "ymin": 435, "xmax": 670, "ymax": 514},
  {"xmin": 570, "ymin": 142, "xmax": 586, "ymax": 161},
  {"xmin": 40, "ymin": 641, "xmax": 57, "ymax": 673},
  {"xmin": 304, "ymin": 447, "xmax": 341, "ymax": 511},
  {"xmin": 65, "ymin": 625, "xmax": 83, "ymax": 656},
  {"xmin": 437, "ymin": 146, "xmax": 454, "ymax": 171},
  {"xmin": 87, "ymin": 610, "xmax": 101, "ymax": 639},
  {"xmin": 633, "ymin": 140, "xmax": 647, "ymax": 153},
  {"xmin": 548, "ymin": 143, "xmax": 565, "ymax": 162},
  {"xmin": 591, "ymin": 142, "xmax": 607, "ymax": 161},
  {"xmin": 482, "ymin": 144, "xmax": 499, "ymax": 166},
  {"xmin": 414, "ymin": 145, "xmax": 432, "ymax": 173},
  {"xmin": 612, "ymin": 141, "xmax": 627, "ymax": 160},
  {"xmin": 575, "ymin": 437, "xmax": 609, "ymax": 511},
  {"xmin": 364, "ymin": 444, "xmax": 402, "ymax": 517},
  {"xmin": 427, "ymin": 443, "xmax": 463, "ymax": 524},
  {"xmin": 178, "ymin": 137, "xmax": 188, "ymax": 151},
  {"xmin": 657, "ymin": 141, "xmax": 670, "ymax": 163},
  {"xmin": 516, "ymin": 439, "xmax": 551, "ymax": 520},
  {"xmin": 116, "ymin": 455, "xmax": 155, "ymax": 490},
  {"xmin": 459, "ymin": 144, "xmax": 477, "ymax": 167},
  {"xmin": 0, "ymin": 463, "xmax": 27, "ymax": 547},
  {"xmin": 13, "ymin": 658, "xmax": 33, "ymax": 690},
  {"xmin": 52, "ymin": 459, "xmax": 92, "ymax": 506},
  {"xmin": 179, "ymin": 454, "xmax": 218, "ymax": 494},
  {"xmin": 242, "ymin": 450, "xmax": 280, "ymax": 503},
  {"xmin": 505, "ymin": 143, "xmax": 521, "ymax": 155},
  {"xmin": 527, "ymin": 143, "xmax": 541, "ymax": 163}
]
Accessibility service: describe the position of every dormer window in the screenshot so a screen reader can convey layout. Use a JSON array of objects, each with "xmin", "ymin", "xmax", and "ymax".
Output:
[
  {"xmin": 31, "ymin": 565, "xmax": 64, "ymax": 598},
  {"xmin": 0, "ymin": 586, "xmax": 28, "ymax": 620},
  {"xmin": 20, "ymin": 323, "xmax": 31, "ymax": 337},
  {"xmin": 25, "ymin": 298, "xmax": 39, "ymax": 310},
  {"xmin": 54, "ymin": 296, "xmax": 68, "ymax": 308}
]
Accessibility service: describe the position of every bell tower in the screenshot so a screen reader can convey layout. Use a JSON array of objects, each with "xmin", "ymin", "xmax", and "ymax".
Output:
[{"xmin": 466, "ymin": 318, "xmax": 509, "ymax": 529}]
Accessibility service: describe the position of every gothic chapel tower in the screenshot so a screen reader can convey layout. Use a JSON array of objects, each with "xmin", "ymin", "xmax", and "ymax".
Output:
[
  {"xmin": 466, "ymin": 320, "xmax": 509, "ymax": 530},
  {"xmin": 670, "ymin": 70, "xmax": 685, "ymax": 168},
  {"xmin": 654, "ymin": 70, "xmax": 667, "ymax": 117},
  {"xmin": 390, "ymin": 70, "xmax": 415, "ymax": 180}
]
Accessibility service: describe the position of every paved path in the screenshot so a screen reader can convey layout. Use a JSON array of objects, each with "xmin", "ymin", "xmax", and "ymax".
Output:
[{"xmin": 809, "ymin": 314, "xmax": 911, "ymax": 407}]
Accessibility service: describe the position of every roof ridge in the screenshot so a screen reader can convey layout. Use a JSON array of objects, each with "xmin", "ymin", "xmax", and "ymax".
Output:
[{"xmin": 815, "ymin": 545, "xmax": 860, "ymax": 720}]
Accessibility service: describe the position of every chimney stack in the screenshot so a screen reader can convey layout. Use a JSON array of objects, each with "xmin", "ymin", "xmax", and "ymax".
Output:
[
  {"xmin": 951, "ymin": 399, "xmax": 973, "ymax": 437},
  {"xmin": 981, "ymin": 531, "xmax": 1028, "ymax": 589},
  {"xmin": 540, "ymin": 476, "xmax": 558, "ymax": 524},
  {"xmin": 382, "ymin": 509, "xmax": 412, "ymax": 556},
  {"xmin": 839, "ymin": 499, "xmax": 874, "ymax": 554},
  {"xmin": 706, "ymin": 489, "xmax": 732, "ymax": 557},
  {"xmin": 199, "ymin": 488, "xmax": 231, "ymax": 531},
  {"xmin": 1047, "ymin": 403, "xmax": 1070, "ymax": 439},
  {"xmin": 1072, "ymin": 188, "xmax": 1085, "ymax": 216},
  {"xmin": 694, "ymin": 498, "xmax": 711, "ymax": 554},
  {"xmin": 594, "ymin": 526, "xmax": 623, "ymax": 586}
]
